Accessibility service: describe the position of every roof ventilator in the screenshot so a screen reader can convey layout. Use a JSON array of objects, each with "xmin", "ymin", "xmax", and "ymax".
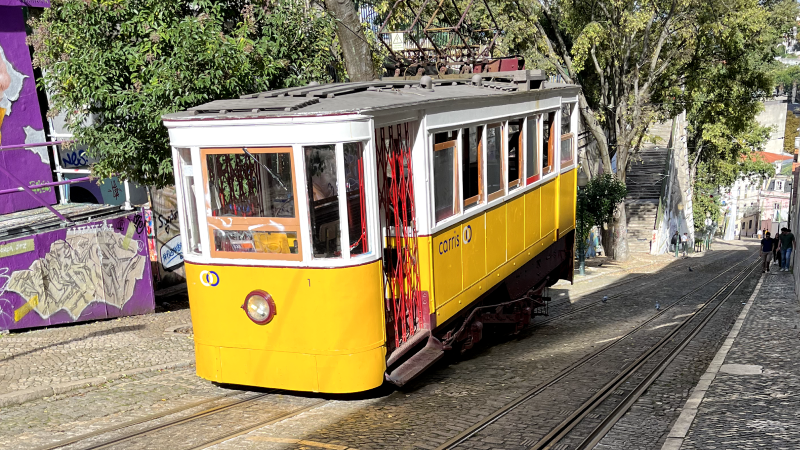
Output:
[{"xmin": 419, "ymin": 76, "xmax": 434, "ymax": 90}]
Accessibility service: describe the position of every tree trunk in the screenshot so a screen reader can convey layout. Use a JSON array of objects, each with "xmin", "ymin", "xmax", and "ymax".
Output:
[
  {"xmin": 325, "ymin": 0, "xmax": 377, "ymax": 82},
  {"xmin": 607, "ymin": 205, "xmax": 630, "ymax": 261}
]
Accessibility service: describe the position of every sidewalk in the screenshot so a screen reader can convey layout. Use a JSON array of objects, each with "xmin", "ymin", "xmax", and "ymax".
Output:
[
  {"xmin": 662, "ymin": 270, "xmax": 800, "ymax": 449},
  {"xmin": 0, "ymin": 301, "xmax": 193, "ymax": 408}
]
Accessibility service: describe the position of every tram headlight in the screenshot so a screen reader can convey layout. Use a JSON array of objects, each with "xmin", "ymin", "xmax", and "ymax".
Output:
[{"xmin": 242, "ymin": 290, "xmax": 276, "ymax": 325}]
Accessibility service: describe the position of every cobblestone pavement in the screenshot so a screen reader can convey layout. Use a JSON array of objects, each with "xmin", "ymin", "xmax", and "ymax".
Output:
[
  {"xmin": 672, "ymin": 267, "xmax": 800, "ymax": 449},
  {"xmin": 0, "ymin": 301, "xmax": 193, "ymax": 405},
  {"xmin": 0, "ymin": 241, "xmax": 757, "ymax": 450},
  {"xmin": 594, "ymin": 255, "xmax": 763, "ymax": 449}
]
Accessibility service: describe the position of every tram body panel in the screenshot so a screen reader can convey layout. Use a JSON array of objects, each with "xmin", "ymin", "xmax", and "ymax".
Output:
[
  {"xmin": 428, "ymin": 171, "xmax": 572, "ymax": 327},
  {"xmin": 185, "ymin": 261, "xmax": 386, "ymax": 393}
]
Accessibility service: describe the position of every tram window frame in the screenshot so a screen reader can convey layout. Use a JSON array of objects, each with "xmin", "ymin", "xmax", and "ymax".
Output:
[
  {"xmin": 525, "ymin": 116, "xmax": 541, "ymax": 185},
  {"xmin": 541, "ymin": 111, "xmax": 556, "ymax": 177},
  {"xmin": 560, "ymin": 103, "xmax": 576, "ymax": 167},
  {"xmin": 486, "ymin": 123, "xmax": 505, "ymax": 202},
  {"xmin": 176, "ymin": 148, "xmax": 202, "ymax": 255},
  {"xmin": 461, "ymin": 125, "xmax": 483, "ymax": 210},
  {"xmin": 305, "ymin": 144, "xmax": 343, "ymax": 259},
  {"xmin": 507, "ymin": 118, "xmax": 524, "ymax": 191},
  {"xmin": 200, "ymin": 147, "xmax": 302, "ymax": 261},
  {"xmin": 343, "ymin": 142, "xmax": 369, "ymax": 256},
  {"xmin": 433, "ymin": 130, "xmax": 460, "ymax": 223}
]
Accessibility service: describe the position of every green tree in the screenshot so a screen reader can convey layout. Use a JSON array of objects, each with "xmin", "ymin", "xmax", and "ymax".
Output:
[
  {"xmin": 29, "ymin": 0, "xmax": 342, "ymax": 188},
  {"xmin": 372, "ymin": 0, "xmax": 796, "ymax": 260},
  {"xmin": 576, "ymin": 174, "xmax": 628, "ymax": 255}
]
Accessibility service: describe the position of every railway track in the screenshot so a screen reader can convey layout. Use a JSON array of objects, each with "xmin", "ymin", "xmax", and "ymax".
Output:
[
  {"xmin": 436, "ymin": 256, "xmax": 759, "ymax": 450},
  {"xmin": 534, "ymin": 248, "xmax": 746, "ymax": 328},
  {"xmin": 36, "ymin": 392, "xmax": 328, "ymax": 450}
]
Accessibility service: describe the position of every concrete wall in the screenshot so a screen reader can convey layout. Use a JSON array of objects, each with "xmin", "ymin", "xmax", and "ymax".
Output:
[
  {"xmin": 652, "ymin": 112, "xmax": 696, "ymax": 254},
  {"xmin": 756, "ymin": 100, "xmax": 788, "ymax": 154}
]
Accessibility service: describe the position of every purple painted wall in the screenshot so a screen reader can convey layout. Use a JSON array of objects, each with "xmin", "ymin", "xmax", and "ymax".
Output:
[
  {"xmin": 0, "ymin": 209, "xmax": 155, "ymax": 331},
  {"xmin": 0, "ymin": 5, "xmax": 56, "ymax": 215}
]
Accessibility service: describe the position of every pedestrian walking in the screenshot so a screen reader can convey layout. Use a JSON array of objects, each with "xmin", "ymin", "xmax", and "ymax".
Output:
[
  {"xmin": 761, "ymin": 231, "xmax": 774, "ymax": 273},
  {"xmin": 773, "ymin": 232, "xmax": 781, "ymax": 265},
  {"xmin": 671, "ymin": 231, "xmax": 680, "ymax": 257},
  {"xmin": 681, "ymin": 232, "xmax": 689, "ymax": 257},
  {"xmin": 758, "ymin": 229, "xmax": 763, "ymax": 239},
  {"xmin": 779, "ymin": 227, "xmax": 796, "ymax": 272}
]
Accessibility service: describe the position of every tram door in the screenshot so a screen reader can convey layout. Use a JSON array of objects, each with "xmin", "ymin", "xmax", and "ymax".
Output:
[{"xmin": 376, "ymin": 122, "xmax": 425, "ymax": 354}]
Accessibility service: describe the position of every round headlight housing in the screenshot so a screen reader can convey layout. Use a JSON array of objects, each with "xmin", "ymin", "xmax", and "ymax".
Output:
[{"xmin": 242, "ymin": 290, "xmax": 276, "ymax": 325}]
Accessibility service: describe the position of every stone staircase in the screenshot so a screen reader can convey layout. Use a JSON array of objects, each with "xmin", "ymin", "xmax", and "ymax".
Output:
[{"xmin": 625, "ymin": 121, "xmax": 673, "ymax": 253}]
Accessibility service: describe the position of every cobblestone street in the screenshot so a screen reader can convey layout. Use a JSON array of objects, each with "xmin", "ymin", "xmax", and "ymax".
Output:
[{"xmin": 2, "ymin": 240, "xmax": 797, "ymax": 450}]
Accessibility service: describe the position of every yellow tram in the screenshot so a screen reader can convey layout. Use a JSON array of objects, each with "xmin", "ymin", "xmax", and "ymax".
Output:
[{"xmin": 163, "ymin": 70, "xmax": 578, "ymax": 393}]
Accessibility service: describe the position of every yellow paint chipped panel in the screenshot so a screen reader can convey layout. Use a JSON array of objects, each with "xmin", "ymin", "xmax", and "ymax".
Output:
[
  {"xmin": 461, "ymin": 215, "xmax": 486, "ymax": 289},
  {"xmin": 525, "ymin": 188, "xmax": 541, "ymax": 247},
  {"xmin": 507, "ymin": 196, "xmax": 525, "ymax": 258},
  {"xmin": 486, "ymin": 205, "xmax": 506, "ymax": 272}
]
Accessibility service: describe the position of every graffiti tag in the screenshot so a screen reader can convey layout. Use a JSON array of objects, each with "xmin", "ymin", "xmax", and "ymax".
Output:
[
  {"xmin": 157, "ymin": 210, "xmax": 179, "ymax": 235},
  {"xmin": 160, "ymin": 236, "xmax": 184, "ymax": 270},
  {"xmin": 62, "ymin": 150, "xmax": 89, "ymax": 167}
]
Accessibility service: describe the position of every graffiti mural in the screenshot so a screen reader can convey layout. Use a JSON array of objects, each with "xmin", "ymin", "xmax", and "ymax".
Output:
[
  {"xmin": 0, "ymin": 3, "xmax": 56, "ymax": 215},
  {"xmin": 0, "ymin": 209, "xmax": 155, "ymax": 331}
]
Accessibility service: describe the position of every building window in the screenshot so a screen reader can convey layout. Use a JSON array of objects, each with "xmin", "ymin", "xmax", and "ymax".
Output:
[
  {"xmin": 526, "ymin": 116, "xmax": 540, "ymax": 184},
  {"xmin": 508, "ymin": 119, "xmax": 524, "ymax": 190},
  {"xmin": 486, "ymin": 123, "xmax": 505, "ymax": 201},
  {"xmin": 433, "ymin": 131, "xmax": 459, "ymax": 222},
  {"xmin": 305, "ymin": 145, "xmax": 341, "ymax": 258}
]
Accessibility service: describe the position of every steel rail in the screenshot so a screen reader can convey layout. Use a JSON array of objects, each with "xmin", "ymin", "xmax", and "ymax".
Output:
[
  {"xmin": 435, "ymin": 256, "xmax": 755, "ymax": 450},
  {"xmin": 529, "ymin": 260, "xmax": 759, "ymax": 450},
  {"xmin": 53, "ymin": 393, "xmax": 272, "ymax": 450},
  {"xmin": 535, "ymin": 249, "xmax": 740, "ymax": 327},
  {"xmin": 34, "ymin": 393, "xmax": 238, "ymax": 450},
  {"xmin": 186, "ymin": 399, "xmax": 329, "ymax": 450},
  {"xmin": 547, "ymin": 248, "xmax": 737, "ymax": 310},
  {"xmin": 573, "ymin": 262, "xmax": 761, "ymax": 450}
]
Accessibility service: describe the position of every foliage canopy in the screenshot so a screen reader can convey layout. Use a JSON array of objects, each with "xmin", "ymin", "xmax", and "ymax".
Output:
[{"xmin": 30, "ymin": 0, "xmax": 342, "ymax": 187}]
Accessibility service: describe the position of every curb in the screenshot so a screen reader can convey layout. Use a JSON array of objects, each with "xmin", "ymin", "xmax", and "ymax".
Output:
[
  {"xmin": 660, "ymin": 273, "xmax": 765, "ymax": 450},
  {"xmin": 0, "ymin": 359, "xmax": 194, "ymax": 409}
]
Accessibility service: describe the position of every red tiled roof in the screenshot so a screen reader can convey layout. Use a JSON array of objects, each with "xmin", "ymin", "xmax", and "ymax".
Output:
[{"xmin": 743, "ymin": 151, "xmax": 794, "ymax": 163}]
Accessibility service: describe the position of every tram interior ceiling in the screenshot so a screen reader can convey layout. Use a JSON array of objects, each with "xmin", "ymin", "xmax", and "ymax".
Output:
[{"xmin": 162, "ymin": 70, "xmax": 579, "ymax": 393}]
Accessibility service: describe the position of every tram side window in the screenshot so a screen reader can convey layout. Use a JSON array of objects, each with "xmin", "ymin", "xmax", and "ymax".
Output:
[
  {"xmin": 433, "ymin": 131, "xmax": 459, "ymax": 222},
  {"xmin": 207, "ymin": 151, "xmax": 295, "ymax": 218},
  {"xmin": 305, "ymin": 145, "xmax": 341, "ymax": 258},
  {"xmin": 526, "ymin": 116, "xmax": 539, "ymax": 184},
  {"xmin": 507, "ymin": 119, "xmax": 523, "ymax": 190},
  {"xmin": 177, "ymin": 148, "xmax": 201, "ymax": 254},
  {"xmin": 462, "ymin": 126, "xmax": 483, "ymax": 209},
  {"xmin": 560, "ymin": 103, "xmax": 575, "ymax": 166},
  {"xmin": 344, "ymin": 142, "xmax": 368, "ymax": 255},
  {"xmin": 486, "ymin": 123, "xmax": 505, "ymax": 201},
  {"xmin": 542, "ymin": 112, "xmax": 556, "ymax": 176}
]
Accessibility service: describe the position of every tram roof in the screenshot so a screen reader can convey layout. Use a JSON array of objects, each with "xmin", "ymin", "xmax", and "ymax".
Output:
[{"xmin": 162, "ymin": 70, "xmax": 580, "ymax": 121}]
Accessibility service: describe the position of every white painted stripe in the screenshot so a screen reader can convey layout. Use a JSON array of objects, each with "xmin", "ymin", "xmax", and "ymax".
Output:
[{"xmin": 660, "ymin": 273, "xmax": 765, "ymax": 450}]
